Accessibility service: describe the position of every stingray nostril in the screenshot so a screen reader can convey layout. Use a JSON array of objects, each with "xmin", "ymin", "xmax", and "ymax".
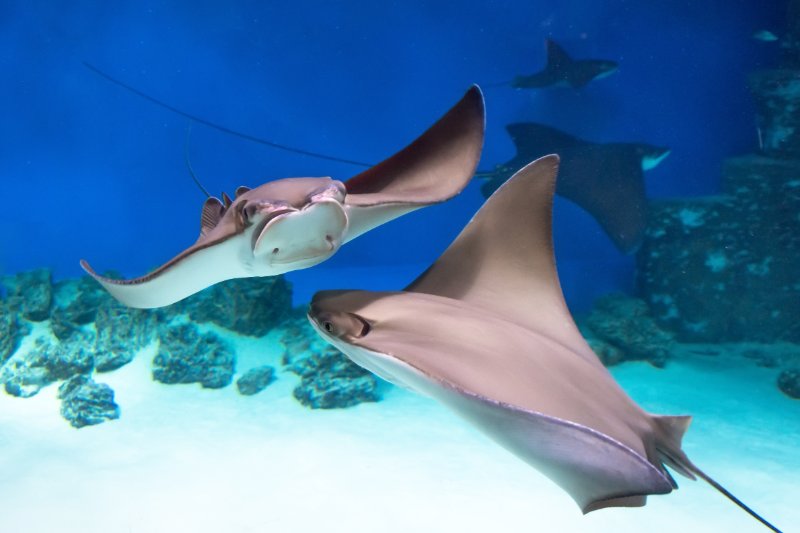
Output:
[
  {"xmin": 325, "ymin": 235, "xmax": 333, "ymax": 243},
  {"xmin": 272, "ymin": 248, "xmax": 279, "ymax": 255}
]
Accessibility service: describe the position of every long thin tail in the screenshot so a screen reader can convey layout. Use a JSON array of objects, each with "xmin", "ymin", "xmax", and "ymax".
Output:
[
  {"xmin": 652, "ymin": 415, "xmax": 782, "ymax": 532},
  {"xmin": 82, "ymin": 61, "xmax": 373, "ymax": 168},
  {"xmin": 691, "ymin": 465, "xmax": 783, "ymax": 533}
]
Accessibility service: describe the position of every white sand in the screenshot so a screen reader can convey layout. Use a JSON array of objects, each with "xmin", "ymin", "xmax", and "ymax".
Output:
[{"xmin": 0, "ymin": 330, "xmax": 797, "ymax": 533}]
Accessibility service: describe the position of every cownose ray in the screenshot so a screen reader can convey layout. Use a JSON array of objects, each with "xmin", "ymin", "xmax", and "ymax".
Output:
[
  {"xmin": 307, "ymin": 156, "xmax": 781, "ymax": 531},
  {"xmin": 487, "ymin": 38, "xmax": 618, "ymax": 89},
  {"xmin": 478, "ymin": 122, "xmax": 670, "ymax": 253},
  {"xmin": 80, "ymin": 86, "xmax": 485, "ymax": 309}
]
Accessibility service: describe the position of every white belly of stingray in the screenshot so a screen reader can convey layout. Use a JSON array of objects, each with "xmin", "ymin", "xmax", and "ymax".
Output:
[{"xmin": 87, "ymin": 201, "xmax": 347, "ymax": 309}]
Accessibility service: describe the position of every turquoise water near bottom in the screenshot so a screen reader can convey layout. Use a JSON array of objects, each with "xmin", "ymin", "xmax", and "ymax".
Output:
[{"xmin": 0, "ymin": 314, "xmax": 796, "ymax": 533}]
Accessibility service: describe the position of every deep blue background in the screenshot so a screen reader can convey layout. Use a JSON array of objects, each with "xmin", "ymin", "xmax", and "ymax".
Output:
[{"xmin": 0, "ymin": 1, "xmax": 783, "ymax": 309}]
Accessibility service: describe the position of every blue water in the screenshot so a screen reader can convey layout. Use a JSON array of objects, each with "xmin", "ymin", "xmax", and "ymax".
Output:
[
  {"xmin": 0, "ymin": 3, "xmax": 796, "ymax": 533},
  {"xmin": 0, "ymin": 0, "xmax": 783, "ymax": 310}
]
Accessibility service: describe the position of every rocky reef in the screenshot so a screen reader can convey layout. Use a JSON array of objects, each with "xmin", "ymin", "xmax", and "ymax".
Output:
[
  {"xmin": 0, "ymin": 268, "xmax": 385, "ymax": 426},
  {"xmin": 281, "ymin": 320, "xmax": 381, "ymax": 409},
  {"xmin": 630, "ymin": 5, "xmax": 800, "ymax": 398},
  {"xmin": 581, "ymin": 294, "xmax": 675, "ymax": 367},
  {"xmin": 178, "ymin": 277, "xmax": 292, "ymax": 337},
  {"xmin": 58, "ymin": 375, "xmax": 120, "ymax": 428},
  {"xmin": 153, "ymin": 323, "xmax": 236, "ymax": 389}
]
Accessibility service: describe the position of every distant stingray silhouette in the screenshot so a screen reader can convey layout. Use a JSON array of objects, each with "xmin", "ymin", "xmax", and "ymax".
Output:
[
  {"xmin": 486, "ymin": 38, "xmax": 618, "ymax": 89},
  {"xmin": 478, "ymin": 123, "xmax": 670, "ymax": 253}
]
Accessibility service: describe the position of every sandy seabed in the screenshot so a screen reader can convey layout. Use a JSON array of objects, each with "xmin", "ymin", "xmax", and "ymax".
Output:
[{"xmin": 0, "ymin": 326, "xmax": 797, "ymax": 533}]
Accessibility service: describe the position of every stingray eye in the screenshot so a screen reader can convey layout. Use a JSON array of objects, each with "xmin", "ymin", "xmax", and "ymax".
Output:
[{"xmin": 323, "ymin": 321, "xmax": 335, "ymax": 333}]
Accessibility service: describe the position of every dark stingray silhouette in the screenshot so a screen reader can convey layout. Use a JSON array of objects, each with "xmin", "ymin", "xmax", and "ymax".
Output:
[
  {"xmin": 479, "ymin": 123, "xmax": 670, "ymax": 254},
  {"xmin": 511, "ymin": 38, "xmax": 618, "ymax": 89}
]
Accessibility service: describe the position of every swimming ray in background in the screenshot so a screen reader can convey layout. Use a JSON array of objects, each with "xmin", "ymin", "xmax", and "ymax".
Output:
[
  {"xmin": 478, "ymin": 122, "xmax": 670, "ymax": 253},
  {"xmin": 80, "ymin": 86, "xmax": 485, "ymax": 308},
  {"xmin": 487, "ymin": 38, "xmax": 618, "ymax": 89},
  {"xmin": 308, "ymin": 156, "xmax": 782, "ymax": 532}
]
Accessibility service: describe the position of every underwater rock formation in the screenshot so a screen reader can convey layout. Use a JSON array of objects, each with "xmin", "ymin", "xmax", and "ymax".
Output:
[
  {"xmin": 0, "ymin": 304, "xmax": 30, "ymax": 365},
  {"xmin": 94, "ymin": 300, "xmax": 158, "ymax": 372},
  {"xmin": 2, "ymin": 334, "xmax": 94, "ymax": 398},
  {"xmin": 777, "ymin": 369, "xmax": 800, "ymax": 399},
  {"xmin": 178, "ymin": 277, "xmax": 292, "ymax": 337},
  {"xmin": 582, "ymin": 294, "xmax": 675, "ymax": 367},
  {"xmin": 153, "ymin": 323, "xmax": 236, "ymax": 388},
  {"xmin": 282, "ymin": 321, "xmax": 380, "ymax": 409},
  {"xmin": 1, "ymin": 268, "xmax": 53, "ymax": 321},
  {"xmin": 49, "ymin": 274, "xmax": 130, "ymax": 340},
  {"xmin": 236, "ymin": 365, "xmax": 276, "ymax": 396},
  {"xmin": 58, "ymin": 374, "xmax": 120, "ymax": 428},
  {"xmin": 637, "ymin": 157, "xmax": 800, "ymax": 343}
]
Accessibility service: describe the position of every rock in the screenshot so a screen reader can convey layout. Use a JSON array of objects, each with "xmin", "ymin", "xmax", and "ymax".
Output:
[
  {"xmin": 1, "ymin": 268, "xmax": 53, "ymax": 321},
  {"xmin": 585, "ymin": 337, "xmax": 625, "ymax": 366},
  {"xmin": 1, "ymin": 304, "xmax": 30, "ymax": 365},
  {"xmin": 2, "ymin": 334, "xmax": 94, "ymax": 397},
  {"xmin": 236, "ymin": 365, "xmax": 276, "ymax": 396},
  {"xmin": 153, "ymin": 324, "xmax": 236, "ymax": 389},
  {"xmin": 287, "ymin": 343, "xmax": 380, "ymax": 409},
  {"xmin": 94, "ymin": 301, "xmax": 158, "ymax": 372},
  {"xmin": 293, "ymin": 373, "xmax": 379, "ymax": 409},
  {"xmin": 178, "ymin": 276, "xmax": 292, "ymax": 337},
  {"xmin": 777, "ymin": 369, "xmax": 800, "ymax": 399},
  {"xmin": 58, "ymin": 375, "xmax": 120, "ymax": 428},
  {"xmin": 50, "ymin": 276, "xmax": 115, "ymax": 339},
  {"xmin": 584, "ymin": 294, "xmax": 675, "ymax": 367},
  {"xmin": 638, "ymin": 157, "xmax": 800, "ymax": 343}
]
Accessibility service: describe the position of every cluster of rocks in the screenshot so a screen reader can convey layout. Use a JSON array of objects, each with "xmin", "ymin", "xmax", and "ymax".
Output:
[
  {"xmin": 280, "ymin": 320, "xmax": 380, "ymax": 409},
  {"xmin": 0, "ymin": 267, "xmax": 384, "ymax": 426},
  {"xmin": 580, "ymin": 294, "xmax": 675, "ymax": 368},
  {"xmin": 630, "ymin": 2, "xmax": 800, "ymax": 399}
]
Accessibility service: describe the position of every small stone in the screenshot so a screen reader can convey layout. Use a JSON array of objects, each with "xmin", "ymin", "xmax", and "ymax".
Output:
[
  {"xmin": 58, "ymin": 375, "xmax": 120, "ymax": 428},
  {"xmin": 777, "ymin": 369, "xmax": 800, "ymax": 399},
  {"xmin": 236, "ymin": 365, "xmax": 276, "ymax": 396}
]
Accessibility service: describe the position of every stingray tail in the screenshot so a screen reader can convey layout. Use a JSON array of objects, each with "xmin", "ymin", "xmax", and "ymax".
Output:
[{"xmin": 652, "ymin": 415, "xmax": 783, "ymax": 533}]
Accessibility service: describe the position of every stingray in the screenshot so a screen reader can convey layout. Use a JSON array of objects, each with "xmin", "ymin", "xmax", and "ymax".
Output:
[
  {"xmin": 489, "ymin": 38, "xmax": 617, "ymax": 89},
  {"xmin": 307, "ymin": 156, "xmax": 781, "ymax": 531},
  {"xmin": 478, "ymin": 122, "xmax": 670, "ymax": 253},
  {"xmin": 80, "ymin": 86, "xmax": 485, "ymax": 308}
]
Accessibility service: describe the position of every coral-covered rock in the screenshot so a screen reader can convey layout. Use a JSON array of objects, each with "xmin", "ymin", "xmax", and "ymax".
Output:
[
  {"xmin": 777, "ymin": 369, "xmax": 800, "ymax": 399},
  {"xmin": 2, "ymin": 334, "xmax": 94, "ymax": 397},
  {"xmin": 94, "ymin": 301, "xmax": 157, "ymax": 372},
  {"xmin": 1, "ymin": 268, "xmax": 53, "ymax": 321},
  {"xmin": 236, "ymin": 365, "xmax": 276, "ymax": 396},
  {"xmin": 178, "ymin": 276, "xmax": 292, "ymax": 337},
  {"xmin": 58, "ymin": 375, "xmax": 120, "ymax": 428},
  {"xmin": 1, "ymin": 304, "xmax": 30, "ymax": 365},
  {"xmin": 584, "ymin": 294, "xmax": 675, "ymax": 367},
  {"xmin": 637, "ymin": 157, "xmax": 800, "ymax": 342},
  {"xmin": 287, "ymin": 343, "xmax": 380, "ymax": 409},
  {"xmin": 153, "ymin": 324, "xmax": 236, "ymax": 388},
  {"xmin": 50, "ymin": 275, "xmax": 115, "ymax": 339}
]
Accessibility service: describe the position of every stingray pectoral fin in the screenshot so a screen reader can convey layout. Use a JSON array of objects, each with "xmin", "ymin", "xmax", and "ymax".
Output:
[
  {"xmin": 80, "ymin": 235, "xmax": 245, "ymax": 309},
  {"xmin": 357, "ymin": 348, "xmax": 674, "ymax": 513},
  {"xmin": 439, "ymin": 382, "xmax": 674, "ymax": 512},
  {"xmin": 343, "ymin": 85, "xmax": 484, "ymax": 215}
]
